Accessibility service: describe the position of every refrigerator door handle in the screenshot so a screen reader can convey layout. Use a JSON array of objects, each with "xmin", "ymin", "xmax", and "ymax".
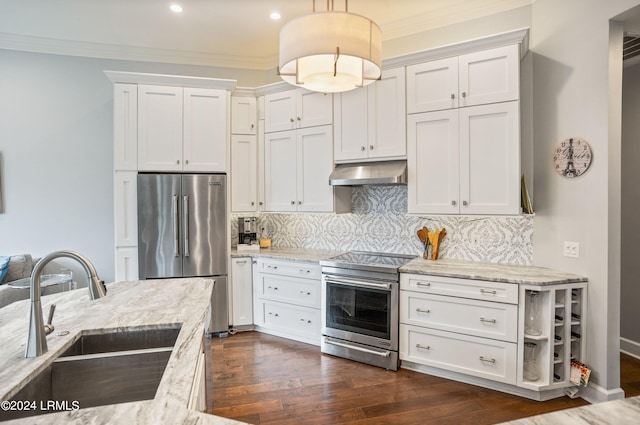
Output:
[
  {"xmin": 173, "ymin": 195, "xmax": 180, "ymax": 257},
  {"xmin": 183, "ymin": 194, "xmax": 190, "ymax": 257}
]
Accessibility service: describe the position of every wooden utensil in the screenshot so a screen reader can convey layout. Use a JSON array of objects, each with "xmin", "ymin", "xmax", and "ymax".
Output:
[{"xmin": 416, "ymin": 227, "xmax": 429, "ymax": 259}]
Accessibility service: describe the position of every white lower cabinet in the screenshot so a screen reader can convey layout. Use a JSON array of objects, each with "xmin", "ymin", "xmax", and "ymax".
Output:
[
  {"xmin": 400, "ymin": 273, "xmax": 588, "ymax": 399},
  {"xmin": 401, "ymin": 324, "xmax": 517, "ymax": 385},
  {"xmin": 252, "ymin": 258, "xmax": 321, "ymax": 346},
  {"xmin": 231, "ymin": 257, "xmax": 253, "ymax": 328}
]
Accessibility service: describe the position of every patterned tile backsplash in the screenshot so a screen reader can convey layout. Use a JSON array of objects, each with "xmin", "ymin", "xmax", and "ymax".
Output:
[{"xmin": 232, "ymin": 186, "xmax": 533, "ymax": 265}]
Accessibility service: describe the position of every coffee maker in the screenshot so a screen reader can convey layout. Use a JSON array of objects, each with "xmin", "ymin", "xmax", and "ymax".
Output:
[{"xmin": 238, "ymin": 217, "xmax": 258, "ymax": 245}]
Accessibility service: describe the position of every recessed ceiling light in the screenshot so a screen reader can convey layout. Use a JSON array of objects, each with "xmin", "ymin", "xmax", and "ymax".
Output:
[
  {"xmin": 170, "ymin": 4, "xmax": 183, "ymax": 13},
  {"xmin": 270, "ymin": 11, "xmax": 281, "ymax": 20}
]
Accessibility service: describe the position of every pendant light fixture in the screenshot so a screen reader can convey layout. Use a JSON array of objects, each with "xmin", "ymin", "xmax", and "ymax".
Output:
[{"xmin": 278, "ymin": 0, "xmax": 382, "ymax": 93}]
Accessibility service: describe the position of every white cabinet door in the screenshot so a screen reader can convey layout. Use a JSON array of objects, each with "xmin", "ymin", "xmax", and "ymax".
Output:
[
  {"xmin": 459, "ymin": 44, "xmax": 519, "ymax": 108},
  {"xmin": 264, "ymin": 89, "xmax": 297, "ymax": 132},
  {"xmin": 460, "ymin": 101, "xmax": 520, "ymax": 215},
  {"xmin": 407, "ymin": 110, "xmax": 460, "ymax": 214},
  {"xmin": 231, "ymin": 96, "xmax": 257, "ymax": 135},
  {"xmin": 113, "ymin": 83, "xmax": 138, "ymax": 171},
  {"xmin": 231, "ymin": 135, "xmax": 258, "ymax": 212},
  {"xmin": 298, "ymin": 125, "xmax": 334, "ymax": 212},
  {"xmin": 114, "ymin": 171, "xmax": 138, "ymax": 247},
  {"xmin": 297, "ymin": 90, "xmax": 332, "ymax": 129},
  {"xmin": 264, "ymin": 130, "xmax": 297, "ymax": 211},
  {"xmin": 256, "ymin": 120, "xmax": 266, "ymax": 211},
  {"xmin": 333, "ymin": 87, "xmax": 368, "ymax": 161},
  {"xmin": 183, "ymin": 88, "xmax": 227, "ymax": 172},
  {"xmin": 369, "ymin": 67, "xmax": 406, "ymax": 159},
  {"xmin": 115, "ymin": 247, "xmax": 139, "ymax": 282},
  {"xmin": 407, "ymin": 57, "xmax": 458, "ymax": 114},
  {"xmin": 231, "ymin": 257, "xmax": 253, "ymax": 327},
  {"xmin": 137, "ymin": 85, "xmax": 183, "ymax": 171}
]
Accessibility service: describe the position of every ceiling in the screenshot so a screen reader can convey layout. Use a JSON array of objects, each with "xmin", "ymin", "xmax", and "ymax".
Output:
[{"xmin": 0, "ymin": 0, "xmax": 534, "ymax": 69}]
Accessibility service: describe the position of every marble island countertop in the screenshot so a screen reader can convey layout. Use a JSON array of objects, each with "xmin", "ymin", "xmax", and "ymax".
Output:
[
  {"xmin": 232, "ymin": 246, "xmax": 587, "ymax": 286},
  {"xmin": 0, "ymin": 278, "xmax": 244, "ymax": 425}
]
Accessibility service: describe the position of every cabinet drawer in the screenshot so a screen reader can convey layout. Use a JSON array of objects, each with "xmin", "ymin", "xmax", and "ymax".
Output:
[
  {"xmin": 400, "ymin": 324, "xmax": 517, "ymax": 385},
  {"xmin": 400, "ymin": 291, "xmax": 518, "ymax": 342},
  {"xmin": 257, "ymin": 259, "xmax": 321, "ymax": 280},
  {"xmin": 401, "ymin": 273, "xmax": 518, "ymax": 304},
  {"xmin": 257, "ymin": 300, "xmax": 321, "ymax": 341},
  {"xmin": 255, "ymin": 273, "xmax": 320, "ymax": 308}
]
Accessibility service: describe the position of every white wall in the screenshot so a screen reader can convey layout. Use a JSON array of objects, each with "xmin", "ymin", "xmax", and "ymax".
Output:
[{"xmin": 530, "ymin": 0, "xmax": 640, "ymax": 402}]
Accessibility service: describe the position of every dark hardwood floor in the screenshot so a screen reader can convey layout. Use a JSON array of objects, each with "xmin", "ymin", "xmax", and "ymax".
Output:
[{"xmin": 204, "ymin": 331, "xmax": 640, "ymax": 425}]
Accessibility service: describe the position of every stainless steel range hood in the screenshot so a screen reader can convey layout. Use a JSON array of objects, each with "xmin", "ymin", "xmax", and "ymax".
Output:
[{"xmin": 329, "ymin": 160, "xmax": 407, "ymax": 186}]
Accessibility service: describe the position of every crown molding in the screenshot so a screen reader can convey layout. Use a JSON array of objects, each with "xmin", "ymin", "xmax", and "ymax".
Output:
[
  {"xmin": 0, "ymin": 32, "xmax": 275, "ymax": 70},
  {"xmin": 104, "ymin": 70, "xmax": 237, "ymax": 91}
]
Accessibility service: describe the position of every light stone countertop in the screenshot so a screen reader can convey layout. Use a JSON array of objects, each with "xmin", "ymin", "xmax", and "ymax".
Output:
[
  {"xmin": 232, "ymin": 247, "xmax": 587, "ymax": 286},
  {"xmin": 400, "ymin": 257, "xmax": 588, "ymax": 286},
  {"xmin": 0, "ymin": 278, "xmax": 245, "ymax": 425}
]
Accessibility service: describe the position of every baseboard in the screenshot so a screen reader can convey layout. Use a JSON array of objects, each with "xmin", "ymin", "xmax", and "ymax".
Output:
[
  {"xmin": 620, "ymin": 337, "xmax": 640, "ymax": 360},
  {"xmin": 580, "ymin": 381, "xmax": 625, "ymax": 404}
]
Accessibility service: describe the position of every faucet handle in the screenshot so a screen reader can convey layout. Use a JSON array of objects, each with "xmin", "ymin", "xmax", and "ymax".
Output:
[{"xmin": 44, "ymin": 304, "xmax": 56, "ymax": 335}]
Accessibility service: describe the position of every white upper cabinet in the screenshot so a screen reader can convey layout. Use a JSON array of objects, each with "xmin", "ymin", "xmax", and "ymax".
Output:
[
  {"xmin": 407, "ymin": 44, "xmax": 519, "ymax": 114},
  {"xmin": 231, "ymin": 134, "xmax": 258, "ymax": 212},
  {"xmin": 334, "ymin": 67, "xmax": 406, "ymax": 162},
  {"xmin": 113, "ymin": 83, "xmax": 138, "ymax": 171},
  {"xmin": 264, "ymin": 88, "xmax": 332, "ymax": 133},
  {"xmin": 231, "ymin": 96, "xmax": 257, "ymax": 135},
  {"xmin": 408, "ymin": 101, "xmax": 520, "ymax": 215},
  {"xmin": 264, "ymin": 125, "xmax": 337, "ymax": 213},
  {"xmin": 137, "ymin": 85, "xmax": 228, "ymax": 172}
]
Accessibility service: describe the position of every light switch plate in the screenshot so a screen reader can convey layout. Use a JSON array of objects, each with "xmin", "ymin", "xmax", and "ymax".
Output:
[{"xmin": 564, "ymin": 241, "xmax": 580, "ymax": 258}]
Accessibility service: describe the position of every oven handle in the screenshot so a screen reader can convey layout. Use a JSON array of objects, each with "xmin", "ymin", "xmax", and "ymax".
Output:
[
  {"xmin": 323, "ymin": 276, "xmax": 392, "ymax": 291},
  {"xmin": 324, "ymin": 337, "xmax": 391, "ymax": 358}
]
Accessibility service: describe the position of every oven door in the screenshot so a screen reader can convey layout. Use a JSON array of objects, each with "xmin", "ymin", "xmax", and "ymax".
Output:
[{"xmin": 322, "ymin": 274, "xmax": 398, "ymax": 351}]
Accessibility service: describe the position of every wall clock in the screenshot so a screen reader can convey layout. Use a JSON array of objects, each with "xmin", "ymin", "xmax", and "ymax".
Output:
[{"xmin": 553, "ymin": 137, "xmax": 593, "ymax": 178}]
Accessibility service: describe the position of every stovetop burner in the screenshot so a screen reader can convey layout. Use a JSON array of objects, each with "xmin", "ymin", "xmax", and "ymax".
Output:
[{"xmin": 320, "ymin": 251, "xmax": 415, "ymax": 275}]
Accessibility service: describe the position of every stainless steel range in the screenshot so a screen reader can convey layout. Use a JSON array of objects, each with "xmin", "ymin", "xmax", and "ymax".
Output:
[{"xmin": 319, "ymin": 251, "xmax": 415, "ymax": 370}]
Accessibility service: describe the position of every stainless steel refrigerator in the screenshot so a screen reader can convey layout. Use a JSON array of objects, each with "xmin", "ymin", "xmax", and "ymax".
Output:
[{"xmin": 137, "ymin": 173, "xmax": 228, "ymax": 336}]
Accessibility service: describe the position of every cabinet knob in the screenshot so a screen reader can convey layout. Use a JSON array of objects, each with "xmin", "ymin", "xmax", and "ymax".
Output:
[
  {"xmin": 297, "ymin": 116, "xmax": 301, "ymax": 121},
  {"xmin": 361, "ymin": 146, "xmax": 365, "ymax": 151},
  {"xmin": 462, "ymin": 92, "xmax": 467, "ymax": 98},
  {"xmin": 259, "ymin": 201, "xmax": 263, "ymax": 205},
  {"xmin": 251, "ymin": 123, "xmax": 255, "ymax": 129},
  {"xmin": 251, "ymin": 201, "xmax": 255, "ymax": 206},
  {"xmin": 462, "ymin": 200, "xmax": 468, "ymax": 206},
  {"xmin": 176, "ymin": 160, "xmax": 180, "ymax": 164},
  {"xmin": 369, "ymin": 145, "xmax": 374, "ymax": 150},
  {"xmin": 297, "ymin": 201, "xmax": 302, "ymax": 205},
  {"xmin": 291, "ymin": 201, "xmax": 295, "ymax": 205},
  {"xmin": 451, "ymin": 200, "xmax": 457, "ymax": 206},
  {"xmin": 451, "ymin": 94, "xmax": 455, "ymax": 99},
  {"xmin": 290, "ymin": 118, "xmax": 295, "ymax": 122}
]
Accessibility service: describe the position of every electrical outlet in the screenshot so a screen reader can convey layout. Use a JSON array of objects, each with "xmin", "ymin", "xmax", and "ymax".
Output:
[{"xmin": 563, "ymin": 241, "xmax": 580, "ymax": 259}]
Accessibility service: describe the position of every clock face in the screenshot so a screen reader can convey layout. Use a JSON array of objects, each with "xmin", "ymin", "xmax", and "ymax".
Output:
[{"xmin": 553, "ymin": 138, "xmax": 593, "ymax": 178}]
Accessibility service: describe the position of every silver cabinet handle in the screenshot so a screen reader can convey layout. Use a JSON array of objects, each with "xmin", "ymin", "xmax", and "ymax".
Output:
[
  {"xmin": 416, "ymin": 344, "xmax": 430, "ymax": 350},
  {"xmin": 267, "ymin": 286, "xmax": 278, "ymax": 290},
  {"xmin": 183, "ymin": 195, "xmax": 190, "ymax": 257},
  {"xmin": 451, "ymin": 200, "xmax": 457, "ymax": 206},
  {"xmin": 236, "ymin": 260, "xmax": 247, "ymax": 264},
  {"xmin": 480, "ymin": 318, "xmax": 496, "ymax": 324},
  {"xmin": 480, "ymin": 289, "xmax": 497, "ymax": 295},
  {"xmin": 300, "ymin": 290, "xmax": 311, "ymax": 295},
  {"xmin": 268, "ymin": 312, "xmax": 279, "ymax": 317},
  {"xmin": 173, "ymin": 195, "xmax": 180, "ymax": 257},
  {"xmin": 416, "ymin": 282, "xmax": 431, "ymax": 287},
  {"xmin": 416, "ymin": 308, "xmax": 431, "ymax": 314},
  {"xmin": 479, "ymin": 356, "xmax": 496, "ymax": 363}
]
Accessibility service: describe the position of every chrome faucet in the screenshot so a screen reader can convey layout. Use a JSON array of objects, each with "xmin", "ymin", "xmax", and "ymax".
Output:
[{"xmin": 25, "ymin": 250, "xmax": 107, "ymax": 358}]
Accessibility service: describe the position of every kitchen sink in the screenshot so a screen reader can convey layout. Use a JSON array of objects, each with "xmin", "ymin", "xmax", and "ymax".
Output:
[{"xmin": 1, "ymin": 326, "xmax": 182, "ymax": 421}]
